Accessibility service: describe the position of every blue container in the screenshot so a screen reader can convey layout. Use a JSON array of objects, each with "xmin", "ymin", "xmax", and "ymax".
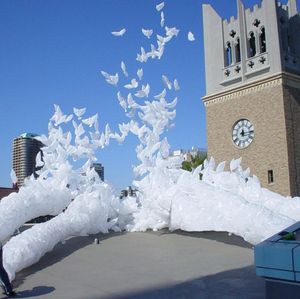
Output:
[{"xmin": 255, "ymin": 222, "xmax": 300, "ymax": 282}]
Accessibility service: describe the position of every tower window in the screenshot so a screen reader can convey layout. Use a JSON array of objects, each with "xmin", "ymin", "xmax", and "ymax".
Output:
[
  {"xmin": 249, "ymin": 32, "xmax": 256, "ymax": 57},
  {"xmin": 287, "ymin": 33, "xmax": 293, "ymax": 54},
  {"xmin": 259, "ymin": 27, "xmax": 266, "ymax": 53},
  {"xmin": 235, "ymin": 38, "xmax": 241, "ymax": 63},
  {"xmin": 268, "ymin": 170, "xmax": 274, "ymax": 184},
  {"xmin": 225, "ymin": 42, "xmax": 232, "ymax": 66}
]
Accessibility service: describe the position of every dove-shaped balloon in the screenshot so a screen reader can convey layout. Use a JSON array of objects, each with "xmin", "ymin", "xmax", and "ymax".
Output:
[
  {"xmin": 51, "ymin": 104, "xmax": 73, "ymax": 126},
  {"xmin": 165, "ymin": 26, "xmax": 180, "ymax": 37},
  {"xmin": 99, "ymin": 133, "xmax": 106, "ymax": 148},
  {"xmin": 188, "ymin": 31, "xmax": 195, "ymax": 41},
  {"xmin": 121, "ymin": 61, "xmax": 128, "ymax": 77},
  {"xmin": 147, "ymin": 44, "xmax": 158, "ymax": 59},
  {"xmin": 160, "ymin": 137, "xmax": 170, "ymax": 159},
  {"xmin": 124, "ymin": 78, "xmax": 138, "ymax": 89},
  {"xmin": 162, "ymin": 75, "xmax": 172, "ymax": 90},
  {"xmin": 35, "ymin": 151, "xmax": 44, "ymax": 168},
  {"xmin": 10, "ymin": 169, "xmax": 18, "ymax": 185},
  {"xmin": 127, "ymin": 93, "xmax": 139, "ymax": 109},
  {"xmin": 160, "ymin": 12, "xmax": 165, "ymax": 27},
  {"xmin": 111, "ymin": 28, "xmax": 126, "ymax": 37},
  {"xmin": 142, "ymin": 29, "xmax": 153, "ymax": 39},
  {"xmin": 134, "ymin": 84, "xmax": 150, "ymax": 98},
  {"xmin": 156, "ymin": 1, "xmax": 165, "ymax": 11},
  {"xmin": 82, "ymin": 114, "xmax": 98, "ymax": 127},
  {"xmin": 157, "ymin": 34, "xmax": 173, "ymax": 45},
  {"xmin": 165, "ymin": 97, "xmax": 177, "ymax": 109},
  {"xmin": 154, "ymin": 89, "xmax": 166, "ymax": 100},
  {"xmin": 72, "ymin": 121, "xmax": 85, "ymax": 138},
  {"xmin": 73, "ymin": 107, "xmax": 86, "ymax": 119},
  {"xmin": 104, "ymin": 124, "xmax": 112, "ymax": 146},
  {"xmin": 155, "ymin": 42, "xmax": 164, "ymax": 59},
  {"xmin": 101, "ymin": 71, "xmax": 119, "ymax": 86},
  {"xmin": 174, "ymin": 79, "xmax": 180, "ymax": 91},
  {"xmin": 111, "ymin": 122, "xmax": 131, "ymax": 143},
  {"xmin": 136, "ymin": 47, "xmax": 148, "ymax": 63},
  {"xmin": 117, "ymin": 92, "xmax": 127, "ymax": 111},
  {"xmin": 137, "ymin": 68, "xmax": 143, "ymax": 81}
]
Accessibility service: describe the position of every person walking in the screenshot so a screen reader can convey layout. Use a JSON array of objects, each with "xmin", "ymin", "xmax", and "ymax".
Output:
[{"xmin": 0, "ymin": 244, "xmax": 16, "ymax": 297}]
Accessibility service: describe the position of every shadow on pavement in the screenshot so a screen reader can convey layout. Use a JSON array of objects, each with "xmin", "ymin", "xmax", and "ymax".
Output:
[
  {"xmin": 164, "ymin": 230, "xmax": 253, "ymax": 249},
  {"xmin": 17, "ymin": 286, "xmax": 55, "ymax": 298},
  {"xmin": 99, "ymin": 266, "xmax": 265, "ymax": 299},
  {"xmin": 0, "ymin": 286, "xmax": 55, "ymax": 299}
]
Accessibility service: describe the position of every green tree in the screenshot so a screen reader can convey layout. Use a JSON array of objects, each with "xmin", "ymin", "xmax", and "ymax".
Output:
[
  {"xmin": 181, "ymin": 153, "xmax": 207, "ymax": 172},
  {"xmin": 182, "ymin": 160, "xmax": 192, "ymax": 172}
]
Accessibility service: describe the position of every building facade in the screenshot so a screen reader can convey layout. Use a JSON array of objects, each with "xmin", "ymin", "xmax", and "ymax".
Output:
[
  {"xmin": 120, "ymin": 186, "xmax": 137, "ymax": 199},
  {"xmin": 92, "ymin": 163, "xmax": 104, "ymax": 181},
  {"xmin": 202, "ymin": 0, "xmax": 300, "ymax": 196},
  {"xmin": 12, "ymin": 133, "xmax": 43, "ymax": 187}
]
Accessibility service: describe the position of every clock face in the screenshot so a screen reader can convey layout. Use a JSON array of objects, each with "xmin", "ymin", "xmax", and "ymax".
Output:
[{"xmin": 232, "ymin": 119, "xmax": 254, "ymax": 148}]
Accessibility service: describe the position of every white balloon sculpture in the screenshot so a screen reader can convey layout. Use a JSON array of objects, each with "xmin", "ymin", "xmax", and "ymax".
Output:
[{"xmin": 2, "ymin": 1, "xmax": 300, "ymax": 282}]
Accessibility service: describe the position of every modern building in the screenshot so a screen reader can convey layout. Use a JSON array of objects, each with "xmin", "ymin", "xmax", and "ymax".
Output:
[
  {"xmin": 202, "ymin": 0, "xmax": 300, "ymax": 196},
  {"xmin": 120, "ymin": 186, "xmax": 137, "ymax": 199},
  {"xmin": 92, "ymin": 163, "xmax": 104, "ymax": 181},
  {"xmin": 12, "ymin": 133, "xmax": 43, "ymax": 187}
]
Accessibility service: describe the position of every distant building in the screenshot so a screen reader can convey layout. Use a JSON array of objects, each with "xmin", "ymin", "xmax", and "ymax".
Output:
[
  {"xmin": 171, "ymin": 147, "xmax": 207, "ymax": 162},
  {"xmin": 92, "ymin": 163, "xmax": 104, "ymax": 181},
  {"xmin": 12, "ymin": 133, "xmax": 43, "ymax": 187},
  {"xmin": 120, "ymin": 186, "xmax": 137, "ymax": 199},
  {"xmin": 0, "ymin": 186, "xmax": 18, "ymax": 200}
]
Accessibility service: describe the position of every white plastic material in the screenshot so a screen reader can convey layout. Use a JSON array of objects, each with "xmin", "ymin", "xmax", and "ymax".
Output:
[{"xmin": 2, "ymin": 1, "xmax": 300, "ymax": 282}]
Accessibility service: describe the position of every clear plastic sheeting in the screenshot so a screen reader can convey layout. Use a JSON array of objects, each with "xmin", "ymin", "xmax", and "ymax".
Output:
[
  {"xmin": 128, "ymin": 157, "xmax": 299, "ymax": 245},
  {"xmin": 2, "ymin": 106, "xmax": 300, "ymax": 281},
  {"xmin": 0, "ymin": 178, "xmax": 72, "ymax": 241},
  {"xmin": 1, "ymin": 105, "xmax": 128, "ymax": 280},
  {"xmin": 4, "ymin": 181, "xmax": 116, "ymax": 281},
  {"xmin": 170, "ymin": 165, "xmax": 296, "ymax": 245}
]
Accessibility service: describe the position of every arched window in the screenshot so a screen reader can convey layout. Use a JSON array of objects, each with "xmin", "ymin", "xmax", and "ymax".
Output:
[
  {"xmin": 259, "ymin": 27, "xmax": 266, "ymax": 53},
  {"xmin": 225, "ymin": 42, "xmax": 232, "ymax": 66},
  {"xmin": 249, "ymin": 32, "xmax": 256, "ymax": 57},
  {"xmin": 235, "ymin": 38, "xmax": 241, "ymax": 63}
]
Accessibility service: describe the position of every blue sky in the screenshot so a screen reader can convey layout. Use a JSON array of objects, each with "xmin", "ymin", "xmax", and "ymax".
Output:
[{"xmin": 0, "ymin": 0, "xmax": 297, "ymax": 190}]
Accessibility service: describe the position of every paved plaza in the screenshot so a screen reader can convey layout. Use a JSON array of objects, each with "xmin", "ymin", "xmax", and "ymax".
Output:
[{"xmin": 6, "ymin": 231, "xmax": 265, "ymax": 299}]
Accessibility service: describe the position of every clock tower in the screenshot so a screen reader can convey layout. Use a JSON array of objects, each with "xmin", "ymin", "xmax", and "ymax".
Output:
[{"xmin": 202, "ymin": 0, "xmax": 300, "ymax": 196}]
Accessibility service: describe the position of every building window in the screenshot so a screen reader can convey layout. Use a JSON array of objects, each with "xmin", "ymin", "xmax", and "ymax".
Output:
[
  {"xmin": 235, "ymin": 38, "xmax": 241, "ymax": 63},
  {"xmin": 249, "ymin": 32, "xmax": 256, "ymax": 57},
  {"xmin": 287, "ymin": 33, "xmax": 293, "ymax": 54},
  {"xmin": 268, "ymin": 170, "xmax": 274, "ymax": 184},
  {"xmin": 225, "ymin": 42, "xmax": 232, "ymax": 66},
  {"xmin": 259, "ymin": 27, "xmax": 266, "ymax": 53}
]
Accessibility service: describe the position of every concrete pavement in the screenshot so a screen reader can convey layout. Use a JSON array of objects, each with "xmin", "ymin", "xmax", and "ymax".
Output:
[{"xmin": 6, "ymin": 231, "xmax": 265, "ymax": 299}]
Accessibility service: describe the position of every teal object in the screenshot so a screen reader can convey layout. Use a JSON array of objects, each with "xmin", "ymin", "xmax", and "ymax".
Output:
[{"xmin": 255, "ymin": 222, "xmax": 300, "ymax": 282}]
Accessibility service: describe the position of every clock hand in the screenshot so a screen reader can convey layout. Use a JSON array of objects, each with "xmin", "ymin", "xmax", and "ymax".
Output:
[
  {"xmin": 241, "ymin": 129, "xmax": 245, "ymax": 137},
  {"xmin": 242, "ymin": 130, "xmax": 254, "ymax": 136}
]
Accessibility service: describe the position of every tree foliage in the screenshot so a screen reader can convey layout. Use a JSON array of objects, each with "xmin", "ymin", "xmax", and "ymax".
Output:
[{"xmin": 181, "ymin": 153, "xmax": 207, "ymax": 172}]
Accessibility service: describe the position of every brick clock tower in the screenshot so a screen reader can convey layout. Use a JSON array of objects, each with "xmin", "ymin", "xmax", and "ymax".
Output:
[{"xmin": 202, "ymin": 0, "xmax": 300, "ymax": 196}]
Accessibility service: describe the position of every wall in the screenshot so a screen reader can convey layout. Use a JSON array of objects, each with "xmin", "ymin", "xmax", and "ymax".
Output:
[
  {"xmin": 204, "ymin": 75, "xmax": 292, "ymax": 196},
  {"xmin": 283, "ymin": 76, "xmax": 300, "ymax": 196}
]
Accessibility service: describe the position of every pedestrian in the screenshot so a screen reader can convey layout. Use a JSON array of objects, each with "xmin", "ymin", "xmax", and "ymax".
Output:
[{"xmin": 0, "ymin": 244, "xmax": 16, "ymax": 297}]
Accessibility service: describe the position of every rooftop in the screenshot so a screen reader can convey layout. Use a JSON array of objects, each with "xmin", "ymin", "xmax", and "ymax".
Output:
[
  {"xmin": 19, "ymin": 133, "xmax": 38, "ymax": 139},
  {"xmin": 12, "ymin": 231, "xmax": 265, "ymax": 299}
]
